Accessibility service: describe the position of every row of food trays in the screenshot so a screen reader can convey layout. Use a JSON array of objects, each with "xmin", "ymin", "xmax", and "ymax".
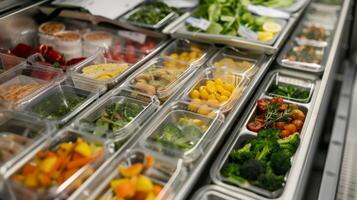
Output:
[{"xmin": 0, "ymin": 0, "xmax": 342, "ymax": 200}]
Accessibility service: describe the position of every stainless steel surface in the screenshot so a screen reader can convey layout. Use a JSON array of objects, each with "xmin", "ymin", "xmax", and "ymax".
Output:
[
  {"xmin": 210, "ymin": 69, "xmax": 320, "ymax": 199},
  {"xmin": 318, "ymin": 61, "xmax": 355, "ymax": 200},
  {"xmin": 191, "ymin": 185, "xmax": 254, "ymax": 200}
]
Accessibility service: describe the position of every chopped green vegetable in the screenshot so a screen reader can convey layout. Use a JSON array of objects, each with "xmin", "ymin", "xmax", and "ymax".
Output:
[
  {"xmin": 128, "ymin": 2, "xmax": 177, "ymax": 26},
  {"xmin": 249, "ymin": 0, "xmax": 295, "ymax": 8},
  {"xmin": 268, "ymin": 84, "xmax": 310, "ymax": 101},
  {"xmin": 94, "ymin": 101, "xmax": 144, "ymax": 136},
  {"xmin": 149, "ymin": 116, "xmax": 208, "ymax": 151},
  {"xmin": 222, "ymin": 128, "xmax": 300, "ymax": 191},
  {"xmin": 30, "ymin": 92, "xmax": 86, "ymax": 120}
]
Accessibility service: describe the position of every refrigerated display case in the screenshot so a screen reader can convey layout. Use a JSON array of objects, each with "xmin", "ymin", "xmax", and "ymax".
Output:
[{"xmin": 0, "ymin": 0, "xmax": 355, "ymax": 199}]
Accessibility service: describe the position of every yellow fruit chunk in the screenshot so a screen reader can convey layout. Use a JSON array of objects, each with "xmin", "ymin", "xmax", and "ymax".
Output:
[
  {"xmin": 74, "ymin": 140, "xmax": 92, "ymax": 158},
  {"xmin": 119, "ymin": 163, "xmax": 143, "ymax": 178},
  {"xmin": 199, "ymin": 89, "xmax": 209, "ymax": 100},
  {"xmin": 190, "ymin": 89, "xmax": 200, "ymax": 99},
  {"xmin": 257, "ymin": 32, "xmax": 274, "ymax": 42},
  {"xmin": 136, "ymin": 175, "xmax": 154, "ymax": 192},
  {"xmin": 114, "ymin": 179, "xmax": 136, "ymax": 198},
  {"xmin": 110, "ymin": 178, "xmax": 128, "ymax": 191},
  {"xmin": 218, "ymin": 95, "xmax": 229, "ymax": 103},
  {"xmin": 223, "ymin": 83, "xmax": 234, "ymax": 92},
  {"xmin": 207, "ymin": 99, "xmax": 220, "ymax": 107},
  {"xmin": 263, "ymin": 22, "xmax": 282, "ymax": 33},
  {"xmin": 145, "ymin": 192, "xmax": 156, "ymax": 200},
  {"xmin": 188, "ymin": 98, "xmax": 202, "ymax": 112},
  {"xmin": 39, "ymin": 156, "xmax": 58, "ymax": 173},
  {"xmin": 197, "ymin": 105, "xmax": 211, "ymax": 115},
  {"xmin": 24, "ymin": 174, "xmax": 38, "ymax": 188}
]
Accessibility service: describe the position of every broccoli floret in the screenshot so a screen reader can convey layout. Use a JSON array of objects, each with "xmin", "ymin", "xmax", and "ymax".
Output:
[
  {"xmin": 222, "ymin": 163, "xmax": 240, "ymax": 178},
  {"xmin": 230, "ymin": 143, "xmax": 254, "ymax": 163},
  {"xmin": 257, "ymin": 128, "xmax": 280, "ymax": 140},
  {"xmin": 256, "ymin": 169, "xmax": 284, "ymax": 191},
  {"xmin": 278, "ymin": 133, "xmax": 300, "ymax": 156},
  {"xmin": 240, "ymin": 159, "xmax": 266, "ymax": 181},
  {"xmin": 270, "ymin": 151, "xmax": 291, "ymax": 175},
  {"xmin": 250, "ymin": 137, "xmax": 279, "ymax": 162}
]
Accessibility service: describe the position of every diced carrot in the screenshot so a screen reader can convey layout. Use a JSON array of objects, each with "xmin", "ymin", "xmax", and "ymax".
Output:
[
  {"xmin": 22, "ymin": 163, "xmax": 36, "ymax": 175},
  {"xmin": 38, "ymin": 173, "xmax": 51, "ymax": 188},
  {"xmin": 72, "ymin": 152, "xmax": 83, "ymax": 160},
  {"xmin": 144, "ymin": 155, "xmax": 154, "ymax": 170},
  {"xmin": 36, "ymin": 150, "xmax": 47, "ymax": 159},
  {"xmin": 67, "ymin": 157, "xmax": 91, "ymax": 170},
  {"xmin": 12, "ymin": 174, "xmax": 25, "ymax": 182},
  {"xmin": 153, "ymin": 185, "xmax": 162, "ymax": 196},
  {"xmin": 46, "ymin": 151, "xmax": 57, "ymax": 157},
  {"xmin": 64, "ymin": 168, "xmax": 78, "ymax": 180},
  {"xmin": 119, "ymin": 163, "xmax": 143, "ymax": 178}
]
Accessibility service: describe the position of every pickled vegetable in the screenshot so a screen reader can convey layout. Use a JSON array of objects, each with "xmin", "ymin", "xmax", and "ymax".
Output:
[
  {"xmin": 11, "ymin": 137, "xmax": 104, "ymax": 191},
  {"xmin": 286, "ymin": 44, "xmax": 323, "ymax": 64},
  {"xmin": 81, "ymin": 63, "xmax": 129, "ymax": 81},
  {"xmin": 297, "ymin": 25, "xmax": 330, "ymax": 42}
]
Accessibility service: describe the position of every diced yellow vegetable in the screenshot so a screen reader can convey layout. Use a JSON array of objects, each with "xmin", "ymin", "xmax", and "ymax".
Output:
[{"xmin": 74, "ymin": 141, "xmax": 92, "ymax": 158}]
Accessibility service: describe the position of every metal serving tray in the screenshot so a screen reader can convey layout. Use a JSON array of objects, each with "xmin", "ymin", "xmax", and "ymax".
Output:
[
  {"xmin": 210, "ymin": 69, "xmax": 321, "ymax": 199},
  {"xmin": 72, "ymin": 88, "xmax": 159, "ymax": 150},
  {"xmin": 7, "ymin": 128, "xmax": 110, "ymax": 200},
  {"xmin": 121, "ymin": 3, "xmax": 178, "ymax": 30},
  {"xmin": 191, "ymin": 185, "xmax": 255, "ymax": 200},
  {"xmin": 69, "ymin": 149, "xmax": 187, "ymax": 200},
  {"xmin": 140, "ymin": 101, "xmax": 224, "ymax": 164}
]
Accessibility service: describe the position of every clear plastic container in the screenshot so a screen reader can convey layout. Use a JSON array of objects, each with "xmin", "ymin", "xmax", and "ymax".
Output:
[
  {"xmin": 183, "ymin": 68, "xmax": 249, "ymax": 114},
  {"xmin": 141, "ymin": 101, "xmax": 224, "ymax": 163},
  {"xmin": 71, "ymin": 149, "xmax": 187, "ymax": 200},
  {"xmin": 8, "ymin": 129, "xmax": 108, "ymax": 200},
  {"xmin": 209, "ymin": 47, "xmax": 263, "ymax": 77},
  {"xmin": 72, "ymin": 88, "xmax": 159, "ymax": 149},
  {"xmin": 0, "ymin": 52, "xmax": 25, "ymax": 74},
  {"xmin": 20, "ymin": 77, "xmax": 100, "ymax": 126},
  {"xmin": 265, "ymin": 72, "xmax": 315, "ymax": 103},
  {"xmin": 127, "ymin": 57, "xmax": 196, "ymax": 102},
  {"xmin": 160, "ymin": 39, "xmax": 215, "ymax": 67},
  {"xmin": 0, "ymin": 63, "xmax": 63, "ymax": 109},
  {"xmin": 0, "ymin": 110, "xmax": 53, "ymax": 175},
  {"xmin": 70, "ymin": 49, "xmax": 145, "ymax": 89}
]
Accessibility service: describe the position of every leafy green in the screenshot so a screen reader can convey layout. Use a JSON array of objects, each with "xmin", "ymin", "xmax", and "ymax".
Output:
[
  {"xmin": 268, "ymin": 84, "xmax": 310, "ymax": 101},
  {"xmin": 94, "ymin": 102, "xmax": 144, "ymax": 136},
  {"xmin": 188, "ymin": 0, "xmax": 274, "ymax": 36},
  {"xmin": 249, "ymin": 0, "xmax": 295, "ymax": 8},
  {"xmin": 128, "ymin": 2, "xmax": 177, "ymax": 26},
  {"xmin": 149, "ymin": 117, "xmax": 207, "ymax": 151}
]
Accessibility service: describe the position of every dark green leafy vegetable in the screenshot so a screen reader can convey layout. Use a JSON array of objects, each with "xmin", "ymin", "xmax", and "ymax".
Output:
[
  {"xmin": 31, "ymin": 92, "xmax": 86, "ymax": 120},
  {"xmin": 128, "ymin": 2, "xmax": 177, "ymax": 26},
  {"xmin": 94, "ymin": 102, "xmax": 144, "ymax": 136},
  {"xmin": 286, "ymin": 45, "xmax": 323, "ymax": 64},
  {"xmin": 222, "ymin": 128, "xmax": 300, "ymax": 191},
  {"xmin": 149, "ymin": 117, "xmax": 208, "ymax": 151},
  {"xmin": 268, "ymin": 84, "xmax": 310, "ymax": 101}
]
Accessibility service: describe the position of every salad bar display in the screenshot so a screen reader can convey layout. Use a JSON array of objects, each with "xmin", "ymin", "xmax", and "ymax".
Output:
[{"xmin": 0, "ymin": 0, "xmax": 350, "ymax": 199}]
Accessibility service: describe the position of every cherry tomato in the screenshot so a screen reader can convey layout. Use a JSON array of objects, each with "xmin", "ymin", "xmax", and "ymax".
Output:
[
  {"xmin": 280, "ymin": 130, "xmax": 291, "ymax": 138},
  {"xmin": 284, "ymin": 124, "xmax": 297, "ymax": 134},
  {"xmin": 276, "ymin": 122, "xmax": 286, "ymax": 129},
  {"xmin": 292, "ymin": 119, "xmax": 304, "ymax": 130},
  {"xmin": 257, "ymin": 99, "xmax": 269, "ymax": 112},
  {"xmin": 279, "ymin": 103, "xmax": 288, "ymax": 111},
  {"xmin": 291, "ymin": 109, "xmax": 305, "ymax": 121},
  {"xmin": 271, "ymin": 97, "xmax": 284, "ymax": 105},
  {"xmin": 247, "ymin": 121, "xmax": 264, "ymax": 132},
  {"xmin": 255, "ymin": 115, "xmax": 265, "ymax": 123}
]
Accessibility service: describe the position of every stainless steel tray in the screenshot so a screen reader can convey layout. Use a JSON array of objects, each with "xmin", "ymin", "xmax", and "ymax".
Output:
[
  {"xmin": 121, "ymin": 4, "xmax": 178, "ymax": 30},
  {"xmin": 166, "ymin": 13, "xmax": 299, "ymax": 54},
  {"xmin": 210, "ymin": 69, "xmax": 321, "ymax": 199},
  {"xmin": 191, "ymin": 185, "xmax": 255, "ymax": 200}
]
